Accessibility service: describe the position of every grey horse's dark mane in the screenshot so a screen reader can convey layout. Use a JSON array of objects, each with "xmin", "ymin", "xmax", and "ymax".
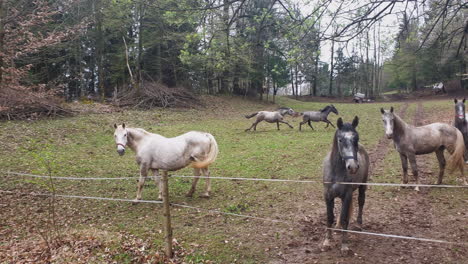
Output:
[{"xmin": 320, "ymin": 105, "xmax": 332, "ymax": 113}]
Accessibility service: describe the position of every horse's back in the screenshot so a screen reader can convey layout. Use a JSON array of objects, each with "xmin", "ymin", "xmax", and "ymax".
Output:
[
  {"xmin": 303, "ymin": 111, "xmax": 320, "ymax": 121},
  {"xmin": 259, "ymin": 111, "xmax": 281, "ymax": 122},
  {"xmin": 182, "ymin": 131, "xmax": 213, "ymax": 146}
]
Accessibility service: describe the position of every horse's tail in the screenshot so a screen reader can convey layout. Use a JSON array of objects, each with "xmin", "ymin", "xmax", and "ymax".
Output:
[
  {"xmin": 447, "ymin": 129, "xmax": 465, "ymax": 172},
  {"xmin": 191, "ymin": 133, "xmax": 219, "ymax": 169},
  {"xmin": 245, "ymin": 112, "xmax": 258, "ymax": 119}
]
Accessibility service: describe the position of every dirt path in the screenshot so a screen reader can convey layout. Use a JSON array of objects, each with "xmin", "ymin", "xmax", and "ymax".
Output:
[{"xmin": 272, "ymin": 102, "xmax": 467, "ymax": 264}]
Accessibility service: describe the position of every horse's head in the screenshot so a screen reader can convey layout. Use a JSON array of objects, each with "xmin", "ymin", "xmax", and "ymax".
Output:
[
  {"xmin": 114, "ymin": 123, "xmax": 128, "ymax": 156},
  {"xmin": 330, "ymin": 105, "xmax": 339, "ymax": 115},
  {"xmin": 278, "ymin": 107, "xmax": 296, "ymax": 116},
  {"xmin": 454, "ymin": 98, "xmax": 466, "ymax": 121},
  {"xmin": 336, "ymin": 116, "xmax": 360, "ymax": 175},
  {"xmin": 380, "ymin": 107, "xmax": 395, "ymax": 139}
]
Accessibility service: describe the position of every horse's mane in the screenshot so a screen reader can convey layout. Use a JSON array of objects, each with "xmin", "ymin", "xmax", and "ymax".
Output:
[
  {"xmin": 320, "ymin": 105, "xmax": 331, "ymax": 113},
  {"xmin": 392, "ymin": 112, "xmax": 411, "ymax": 130},
  {"xmin": 277, "ymin": 107, "xmax": 291, "ymax": 110}
]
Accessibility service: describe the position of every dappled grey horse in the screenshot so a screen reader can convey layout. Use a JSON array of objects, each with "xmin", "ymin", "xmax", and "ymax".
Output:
[
  {"xmin": 381, "ymin": 107, "xmax": 466, "ymax": 189},
  {"xmin": 298, "ymin": 105, "xmax": 338, "ymax": 131},
  {"xmin": 453, "ymin": 98, "xmax": 468, "ymax": 162},
  {"xmin": 114, "ymin": 124, "xmax": 219, "ymax": 200},
  {"xmin": 322, "ymin": 116, "xmax": 369, "ymax": 255},
  {"xmin": 244, "ymin": 107, "xmax": 296, "ymax": 131}
]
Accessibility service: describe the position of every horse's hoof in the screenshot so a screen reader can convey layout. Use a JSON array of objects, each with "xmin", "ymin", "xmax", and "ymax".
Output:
[
  {"xmin": 414, "ymin": 186, "xmax": 420, "ymax": 192},
  {"xmin": 156, "ymin": 197, "xmax": 162, "ymax": 201},
  {"xmin": 132, "ymin": 199, "xmax": 140, "ymax": 205},
  {"xmin": 340, "ymin": 245, "xmax": 351, "ymax": 256},
  {"xmin": 199, "ymin": 193, "xmax": 210, "ymax": 198},
  {"xmin": 320, "ymin": 239, "xmax": 331, "ymax": 252}
]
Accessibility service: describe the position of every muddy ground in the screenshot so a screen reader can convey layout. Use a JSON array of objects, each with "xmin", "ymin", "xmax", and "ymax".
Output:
[{"xmin": 273, "ymin": 101, "xmax": 467, "ymax": 264}]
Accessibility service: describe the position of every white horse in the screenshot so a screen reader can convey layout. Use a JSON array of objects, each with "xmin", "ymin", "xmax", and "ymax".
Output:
[{"xmin": 113, "ymin": 124, "xmax": 219, "ymax": 200}]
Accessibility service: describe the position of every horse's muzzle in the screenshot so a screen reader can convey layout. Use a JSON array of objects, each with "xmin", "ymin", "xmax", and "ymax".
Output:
[
  {"xmin": 345, "ymin": 160, "xmax": 359, "ymax": 174},
  {"xmin": 386, "ymin": 133, "xmax": 393, "ymax": 139},
  {"xmin": 117, "ymin": 148, "xmax": 125, "ymax": 156}
]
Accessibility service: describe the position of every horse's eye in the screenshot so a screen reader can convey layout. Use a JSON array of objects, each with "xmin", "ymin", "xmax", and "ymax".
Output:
[{"xmin": 124, "ymin": 134, "xmax": 127, "ymax": 137}]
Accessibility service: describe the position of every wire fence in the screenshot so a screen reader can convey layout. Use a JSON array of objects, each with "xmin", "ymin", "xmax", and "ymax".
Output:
[
  {"xmin": 6, "ymin": 171, "xmax": 468, "ymax": 188},
  {"xmin": 1, "ymin": 189, "xmax": 466, "ymax": 247}
]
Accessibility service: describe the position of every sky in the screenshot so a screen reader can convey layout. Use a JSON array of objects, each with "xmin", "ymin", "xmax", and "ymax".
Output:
[{"xmin": 296, "ymin": 0, "xmax": 415, "ymax": 64}]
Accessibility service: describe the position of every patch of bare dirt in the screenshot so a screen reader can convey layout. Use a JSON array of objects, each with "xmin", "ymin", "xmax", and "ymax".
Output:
[{"xmin": 0, "ymin": 189, "xmax": 201, "ymax": 264}]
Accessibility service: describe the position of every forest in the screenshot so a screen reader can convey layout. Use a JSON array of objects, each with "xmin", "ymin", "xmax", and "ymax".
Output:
[{"xmin": 0, "ymin": 0, "xmax": 466, "ymax": 117}]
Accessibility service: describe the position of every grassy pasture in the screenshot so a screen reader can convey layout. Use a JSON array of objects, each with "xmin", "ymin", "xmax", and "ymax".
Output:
[{"xmin": 1, "ymin": 96, "xmax": 465, "ymax": 263}]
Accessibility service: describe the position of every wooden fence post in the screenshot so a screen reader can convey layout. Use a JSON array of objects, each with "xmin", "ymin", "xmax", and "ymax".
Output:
[{"xmin": 162, "ymin": 171, "xmax": 173, "ymax": 258}]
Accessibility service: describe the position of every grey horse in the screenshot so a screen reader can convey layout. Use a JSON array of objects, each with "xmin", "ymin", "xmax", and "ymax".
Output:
[
  {"xmin": 113, "ymin": 124, "xmax": 219, "ymax": 200},
  {"xmin": 298, "ymin": 105, "xmax": 338, "ymax": 131},
  {"xmin": 245, "ymin": 107, "xmax": 296, "ymax": 131},
  {"xmin": 381, "ymin": 107, "xmax": 466, "ymax": 189},
  {"xmin": 321, "ymin": 116, "xmax": 369, "ymax": 255},
  {"xmin": 453, "ymin": 98, "xmax": 468, "ymax": 162}
]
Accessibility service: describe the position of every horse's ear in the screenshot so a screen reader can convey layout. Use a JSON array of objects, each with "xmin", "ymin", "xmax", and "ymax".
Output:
[
  {"xmin": 454, "ymin": 98, "xmax": 458, "ymax": 103},
  {"xmin": 352, "ymin": 116, "xmax": 359, "ymax": 128},
  {"xmin": 122, "ymin": 123, "xmax": 126, "ymax": 129},
  {"xmin": 380, "ymin": 108, "xmax": 385, "ymax": 114},
  {"xmin": 390, "ymin": 106, "xmax": 394, "ymax": 113},
  {"xmin": 463, "ymin": 98, "xmax": 466, "ymax": 103},
  {"xmin": 114, "ymin": 124, "xmax": 117, "ymax": 129},
  {"xmin": 337, "ymin": 118, "xmax": 343, "ymax": 129}
]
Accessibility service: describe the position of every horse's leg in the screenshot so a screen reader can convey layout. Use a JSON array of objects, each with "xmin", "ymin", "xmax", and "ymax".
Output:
[
  {"xmin": 321, "ymin": 196, "xmax": 334, "ymax": 251},
  {"xmin": 200, "ymin": 168, "xmax": 211, "ymax": 198},
  {"xmin": 277, "ymin": 121, "xmax": 280, "ymax": 130},
  {"xmin": 357, "ymin": 185, "xmax": 366, "ymax": 230},
  {"xmin": 325, "ymin": 119, "xmax": 335, "ymax": 128},
  {"xmin": 279, "ymin": 120, "xmax": 293, "ymax": 129},
  {"xmin": 245, "ymin": 121, "xmax": 258, "ymax": 132},
  {"xmin": 299, "ymin": 120, "xmax": 307, "ymax": 131},
  {"xmin": 186, "ymin": 168, "xmax": 201, "ymax": 197},
  {"xmin": 339, "ymin": 192, "xmax": 353, "ymax": 256},
  {"xmin": 308, "ymin": 120, "xmax": 314, "ymax": 130},
  {"xmin": 408, "ymin": 153, "xmax": 420, "ymax": 191},
  {"xmin": 136, "ymin": 163, "xmax": 148, "ymax": 201},
  {"xmin": 435, "ymin": 148, "xmax": 446, "ymax": 185},
  {"xmin": 399, "ymin": 153, "xmax": 409, "ymax": 185},
  {"xmin": 253, "ymin": 120, "xmax": 261, "ymax": 131},
  {"xmin": 152, "ymin": 169, "xmax": 162, "ymax": 200}
]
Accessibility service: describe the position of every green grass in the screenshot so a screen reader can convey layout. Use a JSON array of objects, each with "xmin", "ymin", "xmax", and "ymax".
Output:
[{"xmin": 0, "ymin": 96, "xmax": 462, "ymax": 263}]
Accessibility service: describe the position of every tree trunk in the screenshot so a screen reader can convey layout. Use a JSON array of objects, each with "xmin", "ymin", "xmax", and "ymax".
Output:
[
  {"xmin": 0, "ymin": 0, "xmax": 5, "ymax": 87},
  {"xmin": 290, "ymin": 67, "xmax": 295, "ymax": 96},
  {"xmin": 312, "ymin": 51, "xmax": 319, "ymax": 96},
  {"xmin": 220, "ymin": 0, "xmax": 230, "ymax": 94},
  {"xmin": 295, "ymin": 64, "xmax": 299, "ymax": 99},
  {"xmin": 135, "ymin": 0, "xmax": 145, "ymax": 92},
  {"xmin": 95, "ymin": 0, "xmax": 105, "ymax": 99},
  {"xmin": 329, "ymin": 39, "xmax": 335, "ymax": 96}
]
